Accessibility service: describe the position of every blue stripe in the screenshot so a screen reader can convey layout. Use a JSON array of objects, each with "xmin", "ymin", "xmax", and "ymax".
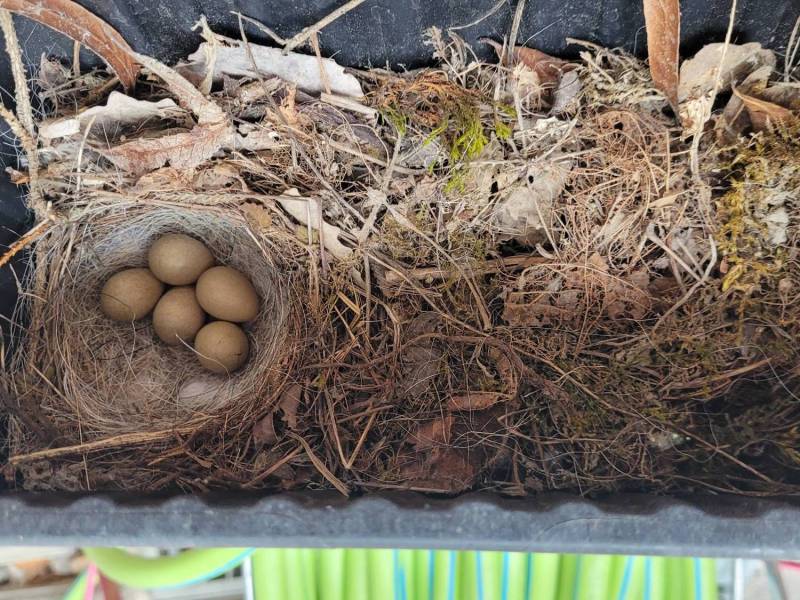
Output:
[
  {"xmin": 393, "ymin": 550, "xmax": 402, "ymax": 600},
  {"xmin": 616, "ymin": 557, "xmax": 634, "ymax": 600},
  {"xmin": 644, "ymin": 558, "xmax": 653, "ymax": 600},
  {"xmin": 476, "ymin": 552, "xmax": 484, "ymax": 600},
  {"xmin": 447, "ymin": 551, "xmax": 457, "ymax": 600},
  {"xmin": 693, "ymin": 558, "xmax": 703, "ymax": 600},
  {"xmin": 163, "ymin": 549, "xmax": 255, "ymax": 590},
  {"xmin": 428, "ymin": 551, "xmax": 435, "ymax": 600},
  {"xmin": 524, "ymin": 554, "xmax": 533, "ymax": 600},
  {"xmin": 571, "ymin": 556, "xmax": 583, "ymax": 600},
  {"xmin": 501, "ymin": 553, "xmax": 510, "ymax": 600}
]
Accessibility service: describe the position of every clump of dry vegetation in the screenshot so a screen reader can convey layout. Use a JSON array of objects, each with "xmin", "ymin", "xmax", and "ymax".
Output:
[{"xmin": 2, "ymin": 1, "xmax": 800, "ymax": 497}]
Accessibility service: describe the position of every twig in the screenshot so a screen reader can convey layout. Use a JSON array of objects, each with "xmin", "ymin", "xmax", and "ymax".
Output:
[
  {"xmin": 0, "ymin": 10, "xmax": 42, "ymax": 210},
  {"xmin": 786, "ymin": 16, "xmax": 800, "ymax": 82},
  {"xmin": 290, "ymin": 433, "xmax": 349, "ymax": 496},
  {"xmin": 232, "ymin": 12, "xmax": 287, "ymax": 45},
  {"xmin": 383, "ymin": 254, "xmax": 550, "ymax": 284},
  {"xmin": 449, "ymin": 0, "xmax": 508, "ymax": 32},
  {"xmin": 320, "ymin": 92, "xmax": 378, "ymax": 117},
  {"xmin": 243, "ymin": 446, "xmax": 302, "ymax": 488},
  {"xmin": 72, "ymin": 40, "xmax": 80, "ymax": 78},
  {"xmin": 0, "ymin": 9, "xmax": 35, "ymax": 136},
  {"xmin": 507, "ymin": 0, "xmax": 527, "ymax": 66},
  {"xmin": 669, "ymin": 357, "xmax": 772, "ymax": 390},
  {"xmin": 282, "ymin": 0, "xmax": 370, "ymax": 54},
  {"xmin": 0, "ymin": 218, "xmax": 52, "ymax": 269},
  {"xmin": 9, "ymin": 425, "xmax": 203, "ymax": 464},
  {"xmin": 690, "ymin": 0, "xmax": 737, "ymax": 176},
  {"xmin": 652, "ymin": 236, "xmax": 717, "ymax": 331}
]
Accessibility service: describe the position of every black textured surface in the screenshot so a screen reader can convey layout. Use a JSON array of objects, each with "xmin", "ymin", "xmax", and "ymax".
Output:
[
  {"xmin": 1, "ymin": 491, "xmax": 800, "ymax": 557},
  {"xmin": 1, "ymin": 0, "xmax": 800, "ymax": 551}
]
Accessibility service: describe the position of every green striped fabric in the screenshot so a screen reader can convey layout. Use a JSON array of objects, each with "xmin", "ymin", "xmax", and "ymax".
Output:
[{"xmin": 251, "ymin": 550, "xmax": 717, "ymax": 600}]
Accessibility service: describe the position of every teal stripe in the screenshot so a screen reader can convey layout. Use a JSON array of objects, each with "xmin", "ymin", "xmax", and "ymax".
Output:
[
  {"xmin": 447, "ymin": 551, "xmax": 457, "ymax": 600},
  {"xmin": 501, "ymin": 553, "xmax": 510, "ymax": 600},
  {"xmin": 428, "ymin": 551, "xmax": 435, "ymax": 600},
  {"xmin": 162, "ymin": 549, "xmax": 255, "ymax": 590},
  {"xmin": 693, "ymin": 558, "xmax": 702, "ymax": 600},
  {"xmin": 476, "ymin": 552, "xmax": 484, "ymax": 600},
  {"xmin": 524, "ymin": 554, "xmax": 533, "ymax": 600},
  {"xmin": 616, "ymin": 557, "xmax": 634, "ymax": 600},
  {"xmin": 644, "ymin": 558, "xmax": 653, "ymax": 600}
]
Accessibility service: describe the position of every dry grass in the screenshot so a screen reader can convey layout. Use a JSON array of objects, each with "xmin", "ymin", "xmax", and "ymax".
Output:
[{"xmin": 2, "ymin": 26, "xmax": 800, "ymax": 496}]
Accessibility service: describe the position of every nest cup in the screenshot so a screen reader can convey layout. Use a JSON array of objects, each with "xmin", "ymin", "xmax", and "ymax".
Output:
[{"xmin": 14, "ymin": 204, "xmax": 291, "ymax": 436}]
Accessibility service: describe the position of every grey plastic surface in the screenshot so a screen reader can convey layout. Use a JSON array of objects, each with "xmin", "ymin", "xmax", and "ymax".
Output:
[{"xmin": 0, "ymin": 492, "xmax": 799, "ymax": 557}]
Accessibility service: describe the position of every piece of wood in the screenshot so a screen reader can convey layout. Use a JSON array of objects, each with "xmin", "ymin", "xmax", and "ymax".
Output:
[
  {"xmin": 383, "ymin": 255, "xmax": 550, "ymax": 285},
  {"xmin": 643, "ymin": 0, "xmax": 680, "ymax": 109},
  {"xmin": 0, "ymin": 0, "xmax": 138, "ymax": 89}
]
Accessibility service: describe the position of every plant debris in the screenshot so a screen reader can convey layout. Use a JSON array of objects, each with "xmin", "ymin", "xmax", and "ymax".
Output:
[{"xmin": 3, "ymin": 3, "xmax": 800, "ymax": 500}]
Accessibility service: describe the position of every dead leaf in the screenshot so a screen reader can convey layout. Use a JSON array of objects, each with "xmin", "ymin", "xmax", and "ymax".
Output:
[
  {"xmin": 759, "ymin": 83, "xmax": 800, "ymax": 112},
  {"xmin": 412, "ymin": 415, "xmax": 453, "ymax": 451},
  {"xmin": 733, "ymin": 87, "xmax": 795, "ymax": 132},
  {"xmin": 94, "ymin": 54, "xmax": 233, "ymax": 176},
  {"xmin": 643, "ymin": 0, "xmax": 680, "ymax": 108},
  {"xmin": 99, "ymin": 122, "xmax": 231, "ymax": 175},
  {"xmin": 400, "ymin": 344, "xmax": 442, "ymax": 397},
  {"xmin": 253, "ymin": 413, "xmax": 278, "ymax": 446},
  {"xmin": 448, "ymin": 392, "xmax": 505, "ymax": 411},
  {"xmin": 483, "ymin": 38, "xmax": 571, "ymax": 88},
  {"xmin": 277, "ymin": 193, "xmax": 353, "ymax": 259},
  {"xmin": 192, "ymin": 162, "xmax": 247, "ymax": 190},
  {"xmin": 716, "ymin": 65, "xmax": 773, "ymax": 140},
  {"xmin": 493, "ymin": 157, "xmax": 571, "ymax": 245},
  {"xmin": 551, "ymin": 70, "xmax": 582, "ymax": 115},
  {"xmin": 398, "ymin": 446, "xmax": 478, "ymax": 493},
  {"xmin": 0, "ymin": 0, "xmax": 139, "ymax": 89},
  {"xmin": 132, "ymin": 167, "xmax": 193, "ymax": 192},
  {"xmin": 279, "ymin": 384, "xmax": 302, "ymax": 431},
  {"xmin": 678, "ymin": 42, "xmax": 776, "ymax": 104},
  {"xmin": 242, "ymin": 202, "xmax": 274, "ymax": 231},
  {"xmin": 180, "ymin": 39, "xmax": 363, "ymax": 97},
  {"xmin": 39, "ymin": 92, "xmax": 183, "ymax": 142}
]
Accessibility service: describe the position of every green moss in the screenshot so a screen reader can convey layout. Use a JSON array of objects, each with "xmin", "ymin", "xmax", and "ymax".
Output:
[{"xmin": 714, "ymin": 132, "xmax": 797, "ymax": 294}]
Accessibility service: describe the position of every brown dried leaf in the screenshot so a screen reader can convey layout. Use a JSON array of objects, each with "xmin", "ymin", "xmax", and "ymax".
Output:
[
  {"xmin": 512, "ymin": 46, "xmax": 570, "ymax": 88},
  {"xmin": 716, "ymin": 65, "xmax": 773, "ymax": 141},
  {"xmin": 483, "ymin": 38, "xmax": 572, "ymax": 88},
  {"xmin": 252, "ymin": 413, "xmax": 278, "ymax": 446},
  {"xmin": 279, "ymin": 384, "xmax": 303, "ymax": 431},
  {"xmin": 678, "ymin": 43, "xmax": 776, "ymax": 104},
  {"xmin": 0, "ymin": 0, "xmax": 139, "ymax": 89},
  {"xmin": 99, "ymin": 120, "xmax": 232, "ymax": 176},
  {"xmin": 400, "ymin": 344, "xmax": 442, "ymax": 397},
  {"xmin": 448, "ymin": 392, "xmax": 505, "ymax": 411},
  {"xmin": 398, "ymin": 447, "xmax": 478, "ymax": 493},
  {"xmin": 412, "ymin": 415, "xmax": 453, "ymax": 451},
  {"xmin": 643, "ymin": 0, "xmax": 680, "ymax": 108},
  {"xmin": 733, "ymin": 88, "xmax": 795, "ymax": 132}
]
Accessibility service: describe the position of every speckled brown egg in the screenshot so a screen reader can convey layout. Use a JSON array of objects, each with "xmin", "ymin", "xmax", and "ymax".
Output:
[
  {"xmin": 152, "ymin": 286, "xmax": 206, "ymax": 345},
  {"xmin": 194, "ymin": 321, "xmax": 250, "ymax": 374},
  {"xmin": 100, "ymin": 268, "xmax": 164, "ymax": 321},
  {"xmin": 195, "ymin": 266, "xmax": 259, "ymax": 322},
  {"xmin": 148, "ymin": 233, "xmax": 215, "ymax": 285}
]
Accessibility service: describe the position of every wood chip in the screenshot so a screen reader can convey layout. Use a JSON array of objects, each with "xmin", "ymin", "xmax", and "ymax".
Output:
[
  {"xmin": 0, "ymin": 0, "xmax": 138, "ymax": 89},
  {"xmin": 643, "ymin": 0, "xmax": 680, "ymax": 109}
]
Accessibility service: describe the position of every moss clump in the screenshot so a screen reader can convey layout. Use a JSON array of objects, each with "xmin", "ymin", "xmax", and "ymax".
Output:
[{"xmin": 715, "ymin": 127, "xmax": 800, "ymax": 293}]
